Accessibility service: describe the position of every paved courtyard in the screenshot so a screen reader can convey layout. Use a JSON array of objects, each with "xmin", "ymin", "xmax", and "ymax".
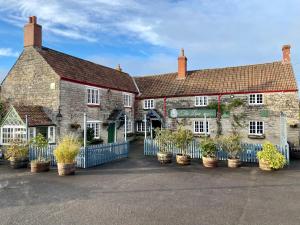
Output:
[{"xmin": 1, "ymin": 140, "xmax": 300, "ymax": 225}]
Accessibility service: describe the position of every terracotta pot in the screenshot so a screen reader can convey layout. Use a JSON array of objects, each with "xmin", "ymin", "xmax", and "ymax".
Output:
[
  {"xmin": 31, "ymin": 161, "xmax": 50, "ymax": 173},
  {"xmin": 259, "ymin": 159, "xmax": 272, "ymax": 171},
  {"xmin": 176, "ymin": 154, "xmax": 191, "ymax": 165},
  {"xmin": 202, "ymin": 156, "xmax": 217, "ymax": 168},
  {"xmin": 57, "ymin": 163, "xmax": 76, "ymax": 176},
  {"xmin": 157, "ymin": 152, "xmax": 172, "ymax": 164},
  {"xmin": 9, "ymin": 157, "xmax": 29, "ymax": 169},
  {"xmin": 228, "ymin": 158, "xmax": 241, "ymax": 168}
]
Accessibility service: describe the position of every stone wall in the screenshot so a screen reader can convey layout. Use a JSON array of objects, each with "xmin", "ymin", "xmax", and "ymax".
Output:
[{"xmin": 136, "ymin": 92, "xmax": 300, "ymax": 145}]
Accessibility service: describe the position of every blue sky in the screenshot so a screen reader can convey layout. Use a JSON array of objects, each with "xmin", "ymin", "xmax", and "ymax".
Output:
[{"xmin": 0, "ymin": 0, "xmax": 300, "ymax": 91}]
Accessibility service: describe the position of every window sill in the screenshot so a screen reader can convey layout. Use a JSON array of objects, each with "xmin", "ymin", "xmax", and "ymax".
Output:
[
  {"xmin": 124, "ymin": 106, "xmax": 132, "ymax": 108},
  {"xmin": 248, "ymin": 104, "xmax": 264, "ymax": 107},
  {"xmin": 87, "ymin": 104, "xmax": 100, "ymax": 108},
  {"xmin": 194, "ymin": 105, "xmax": 208, "ymax": 107},
  {"xmin": 194, "ymin": 133, "xmax": 210, "ymax": 137},
  {"xmin": 248, "ymin": 134, "xmax": 265, "ymax": 139}
]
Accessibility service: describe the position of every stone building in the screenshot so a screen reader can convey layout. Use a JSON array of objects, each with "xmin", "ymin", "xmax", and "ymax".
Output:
[{"xmin": 0, "ymin": 16, "xmax": 299, "ymax": 146}]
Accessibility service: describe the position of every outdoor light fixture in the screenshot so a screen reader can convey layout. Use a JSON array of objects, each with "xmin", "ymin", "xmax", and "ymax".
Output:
[{"xmin": 56, "ymin": 107, "xmax": 63, "ymax": 122}]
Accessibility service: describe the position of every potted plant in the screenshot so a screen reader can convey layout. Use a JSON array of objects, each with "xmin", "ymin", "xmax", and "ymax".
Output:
[
  {"xmin": 54, "ymin": 135, "xmax": 81, "ymax": 176},
  {"xmin": 257, "ymin": 141, "xmax": 286, "ymax": 171},
  {"xmin": 155, "ymin": 128, "xmax": 173, "ymax": 164},
  {"xmin": 173, "ymin": 126, "xmax": 194, "ymax": 165},
  {"xmin": 219, "ymin": 134, "xmax": 242, "ymax": 168},
  {"xmin": 200, "ymin": 138, "xmax": 218, "ymax": 168},
  {"xmin": 30, "ymin": 133, "xmax": 50, "ymax": 173},
  {"xmin": 5, "ymin": 140, "xmax": 29, "ymax": 169}
]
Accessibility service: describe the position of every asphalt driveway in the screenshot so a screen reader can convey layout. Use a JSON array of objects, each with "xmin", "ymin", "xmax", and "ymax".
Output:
[{"xmin": 1, "ymin": 140, "xmax": 300, "ymax": 225}]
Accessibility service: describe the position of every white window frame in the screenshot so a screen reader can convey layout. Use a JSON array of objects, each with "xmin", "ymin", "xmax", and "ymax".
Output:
[
  {"xmin": 1, "ymin": 125, "xmax": 27, "ymax": 145},
  {"xmin": 136, "ymin": 121, "xmax": 149, "ymax": 132},
  {"xmin": 87, "ymin": 121, "xmax": 101, "ymax": 139},
  {"xmin": 87, "ymin": 87, "xmax": 100, "ymax": 105},
  {"xmin": 48, "ymin": 126, "xmax": 56, "ymax": 143},
  {"xmin": 248, "ymin": 93, "xmax": 263, "ymax": 105},
  {"xmin": 125, "ymin": 121, "xmax": 133, "ymax": 133},
  {"xmin": 144, "ymin": 99, "xmax": 155, "ymax": 109},
  {"xmin": 193, "ymin": 121, "xmax": 209, "ymax": 134},
  {"xmin": 195, "ymin": 96, "xmax": 208, "ymax": 107},
  {"xmin": 123, "ymin": 93, "xmax": 132, "ymax": 107},
  {"xmin": 28, "ymin": 127, "xmax": 36, "ymax": 140},
  {"xmin": 249, "ymin": 121, "xmax": 264, "ymax": 135}
]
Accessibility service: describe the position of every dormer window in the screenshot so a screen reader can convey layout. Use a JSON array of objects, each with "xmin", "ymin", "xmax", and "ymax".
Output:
[
  {"xmin": 87, "ymin": 87, "xmax": 100, "ymax": 105},
  {"xmin": 195, "ymin": 96, "xmax": 208, "ymax": 107},
  {"xmin": 249, "ymin": 94, "xmax": 263, "ymax": 105},
  {"xmin": 144, "ymin": 99, "xmax": 154, "ymax": 109}
]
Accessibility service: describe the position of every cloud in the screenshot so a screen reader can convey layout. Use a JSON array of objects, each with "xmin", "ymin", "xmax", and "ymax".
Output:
[{"xmin": 0, "ymin": 48, "xmax": 19, "ymax": 57}]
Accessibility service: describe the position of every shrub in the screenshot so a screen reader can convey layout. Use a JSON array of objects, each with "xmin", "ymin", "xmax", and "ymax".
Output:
[
  {"xmin": 200, "ymin": 138, "xmax": 217, "ymax": 158},
  {"xmin": 257, "ymin": 142, "xmax": 286, "ymax": 169},
  {"xmin": 218, "ymin": 134, "xmax": 242, "ymax": 159},
  {"xmin": 155, "ymin": 128, "xmax": 173, "ymax": 153},
  {"xmin": 54, "ymin": 135, "xmax": 81, "ymax": 164},
  {"xmin": 173, "ymin": 126, "xmax": 194, "ymax": 155},
  {"xmin": 5, "ymin": 141, "xmax": 29, "ymax": 160},
  {"xmin": 30, "ymin": 133, "xmax": 49, "ymax": 162}
]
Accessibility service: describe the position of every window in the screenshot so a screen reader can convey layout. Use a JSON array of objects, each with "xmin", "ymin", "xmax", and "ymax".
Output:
[
  {"xmin": 87, "ymin": 87, "xmax": 100, "ymax": 105},
  {"xmin": 194, "ymin": 121, "xmax": 209, "ymax": 134},
  {"xmin": 87, "ymin": 122, "xmax": 101, "ymax": 139},
  {"xmin": 48, "ymin": 126, "xmax": 55, "ymax": 143},
  {"xmin": 125, "ymin": 121, "xmax": 133, "ymax": 133},
  {"xmin": 195, "ymin": 96, "xmax": 208, "ymax": 107},
  {"xmin": 123, "ymin": 93, "xmax": 132, "ymax": 107},
  {"xmin": 249, "ymin": 94, "xmax": 263, "ymax": 105},
  {"xmin": 28, "ymin": 127, "xmax": 36, "ymax": 140},
  {"xmin": 136, "ymin": 121, "xmax": 150, "ymax": 132},
  {"xmin": 249, "ymin": 121, "xmax": 264, "ymax": 135},
  {"xmin": 144, "ymin": 99, "xmax": 154, "ymax": 109},
  {"xmin": 1, "ymin": 126, "xmax": 26, "ymax": 145}
]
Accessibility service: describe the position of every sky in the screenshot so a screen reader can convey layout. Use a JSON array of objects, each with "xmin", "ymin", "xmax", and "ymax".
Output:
[{"xmin": 0, "ymin": 0, "xmax": 300, "ymax": 90}]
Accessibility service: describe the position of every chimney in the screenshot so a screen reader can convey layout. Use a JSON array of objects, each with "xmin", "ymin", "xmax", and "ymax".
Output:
[
  {"xmin": 24, "ymin": 16, "xmax": 42, "ymax": 48},
  {"xmin": 282, "ymin": 45, "xmax": 291, "ymax": 64},
  {"xmin": 116, "ymin": 64, "xmax": 122, "ymax": 72},
  {"xmin": 178, "ymin": 48, "xmax": 187, "ymax": 79}
]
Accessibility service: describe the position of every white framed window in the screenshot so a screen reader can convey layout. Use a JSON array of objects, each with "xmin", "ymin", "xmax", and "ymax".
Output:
[
  {"xmin": 195, "ymin": 96, "xmax": 208, "ymax": 107},
  {"xmin": 249, "ymin": 94, "xmax": 263, "ymax": 105},
  {"xmin": 194, "ymin": 121, "xmax": 209, "ymax": 134},
  {"xmin": 123, "ymin": 93, "xmax": 132, "ymax": 107},
  {"xmin": 249, "ymin": 121, "xmax": 264, "ymax": 135},
  {"xmin": 144, "ymin": 99, "xmax": 154, "ymax": 109},
  {"xmin": 87, "ymin": 87, "xmax": 100, "ymax": 105},
  {"xmin": 28, "ymin": 127, "xmax": 36, "ymax": 140},
  {"xmin": 136, "ymin": 121, "xmax": 150, "ymax": 132},
  {"xmin": 125, "ymin": 121, "xmax": 133, "ymax": 133},
  {"xmin": 48, "ymin": 126, "xmax": 56, "ymax": 143},
  {"xmin": 1, "ymin": 126, "xmax": 27, "ymax": 145},
  {"xmin": 87, "ymin": 121, "xmax": 101, "ymax": 139}
]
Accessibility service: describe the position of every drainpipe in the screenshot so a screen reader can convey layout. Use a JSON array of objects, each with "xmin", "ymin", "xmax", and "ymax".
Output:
[{"xmin": 144, "ymin": 114, "xmax": 147, "ymax": 139}]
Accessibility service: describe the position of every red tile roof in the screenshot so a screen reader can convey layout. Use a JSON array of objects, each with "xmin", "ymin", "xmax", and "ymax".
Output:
[
  {"xmin": 14, "ymin": 105, "xmax": 54, "ymax": 127},
  {"xmin": 37, "ymin": 47, "xmax": 138, "ymax": 94},
  {"xmin": 134, "ymin": 62, "xmax": 298, "ymax": 99}
]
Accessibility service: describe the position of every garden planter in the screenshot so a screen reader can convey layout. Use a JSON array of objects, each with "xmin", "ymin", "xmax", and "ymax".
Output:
[
  {"xmin": 9, "ymin": 157, "xmax": 29, "ymax": 169},
  {"xmin": 258, "ymin": 159, "xmax": 272, "ymax": 171},
  {"xmin": 57, "ymin": 163, "xmax": 76, "ymax": 176},
  {"xmin": 157, "ymin": 152, "xmax": 172, "ymax": 164},
  {"xmin": 202, "ymin": 156, "xmax": 217, "ymax": 168},
  {"xmin": 31, "ymin": 161, "xmax": 50, "ymax": 173},
  {"xmin": 227, "ymin": 158, "xmax": 241, "ymax": 168},
  {"xmin": 176, "ymin": 154, "xmax": 191, "ymax": 165}
]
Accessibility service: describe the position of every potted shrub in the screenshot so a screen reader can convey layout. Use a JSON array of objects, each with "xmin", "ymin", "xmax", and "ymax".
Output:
[
  {"xmin": 54, "ymin": 135, "xmax": 81, "ymax": 176},
  {"xmin": 5, "ymin": 141, "xmax": 29, "ymax": 169},
  {"xmin": 200, "ymin": 138, "xmax": 218, "ymax": 168},
  {"xmin": 173, "ymin": 126, "xmax": 193, "ymax": 165},
  {"xmin": 30, "ymin": 134, "xmax": 50, "ymax": 173},
  {"xmin": 257, "ymin": 141, "xmax": 286, "ymax": 171},
  {"xmin": 155, "ymin": 128, "xmax": 173, "ymax": 164},
  {"xmin": 219, "ymin": 134, "xmax": 242, "ymax": 168}
]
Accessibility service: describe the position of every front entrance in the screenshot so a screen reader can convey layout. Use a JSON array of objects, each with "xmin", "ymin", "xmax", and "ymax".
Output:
[
  {"xmin": 108, "ymin": 123, "xmax": 115, "ymax": 143},
  {"xmin": 151, "ymin": 119, "xmax": 162, "ymax": 138}
]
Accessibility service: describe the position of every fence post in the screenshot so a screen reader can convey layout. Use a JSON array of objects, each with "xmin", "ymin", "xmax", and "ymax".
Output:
[
  {"xmin": 144, "ymin": 114, "xmax": 147, "ymax": 139},
  {"xmin": 124, "ymin": 114, "xmax": 127, "ymax": 142}
]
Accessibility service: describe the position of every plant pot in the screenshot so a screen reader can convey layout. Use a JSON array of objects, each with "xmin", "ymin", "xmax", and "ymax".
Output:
[
  {"xmin": 258, "ymin": 159, "xmax": 272, "ymax": 171},
  {"xmin": 202, "ymin": 156, "xmax": 217, "ymax": 168},
  {"xmin": 31, "ymin": 161, "xmax": 50, "ymax": 173},
  {"xmin": 9, "ymin": 157, "xmax": 29, "ymax": 169},
  {"xmin": 176, "ymin": 154, "xmax": 191, "ymax": 165},
  {"xmin": 227, "ymin": 158, "xmax": 241, "ymax": 168},
  {"xmin": 57, "ymin": 163, "xmax": 76, "ymax": 176},
  {"xmin": 157, "ymin": 152, "xmax": 172, "ymax": 164}
]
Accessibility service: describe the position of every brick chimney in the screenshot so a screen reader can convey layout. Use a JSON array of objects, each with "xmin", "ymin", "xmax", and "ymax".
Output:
[
  {"xmin": 282, "ymin": 45, "xmax": 291, "ymax": 64},
  {"xmin": 24, "ymin": 16, "xmax": 42, "ymax": 48},
  {"xmin": 178, "ymin": 48, "xmax": 187, "ymax": 80}
]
